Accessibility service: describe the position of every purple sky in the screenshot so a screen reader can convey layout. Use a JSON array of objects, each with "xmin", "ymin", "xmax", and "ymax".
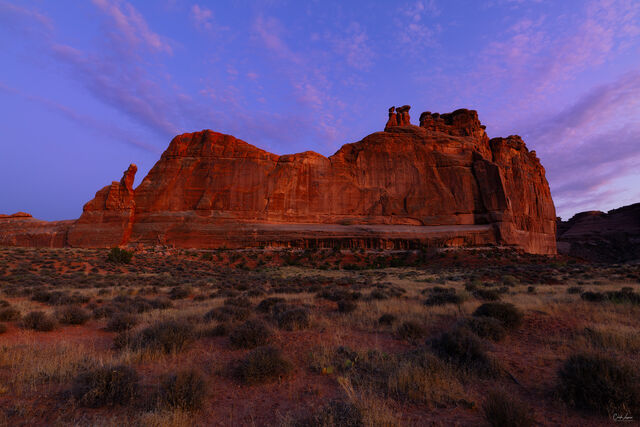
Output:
[{"xmin": 1, "ymin": 0, "xmax": 639, "ymax": 221}]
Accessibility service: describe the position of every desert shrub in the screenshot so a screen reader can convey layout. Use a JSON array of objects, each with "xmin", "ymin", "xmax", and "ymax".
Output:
[
  {"xmin": 0, "ymin": 307, "xmax": 20, "ymax": 322},
  {"xmin": 224, "ymin": 296, "xmax": 252, "ymax": 307},
  {"xmin": 605, "ymin": 290, "xmax": 640, "ymax": 305},
  {"xmin": 557, "ymin": 353, "xmax": 640, "ymax": 415},
  {"xmin": 234, "ymin": 346, "xmax": 292, "ymax": 384},
  {"xmin": 0, "ymin": 300, "xmax": 10, "ymax": 307},
  {"xmin": 424, "ymin": 292, "xmax": 462, "ymax": 306},
  {"xmin": 396, "ymin": 321, "xmax": 426, "ymax": 342},
  {"xmin": 0, "ymin": 323, "xmax": 7, "ymax": 334},
  {"xmin": 473, "ymin": 302, "xmax": 523, "ymax": 330},
  {"xmin": 567, "ymin": 286, "xmax": 582, "ymax": 294},
  {"xmin": 204, "ymin": 305, "xmax": 250, "ymax": 322},
  {"xmin": 275, "ymin": 307, "xmax": 310, "ymax": 331},
  {"xmin": 169, "ymin": 286, "xmax": 190, "ymax": 300},
  {"xmin": 93, "ymin": 304, "xmax": 118, "ymax": 319},
  {"xmin": 21, "ymin": 311, "xmax": 57, "ymax": 331},
  {"xmin": 150, "ymin": 297, "xmax": 173, "ymax": 309},
  {"xmin": 474, "ymin": 289, "xmax": 502, "ymax": 301},
  {"xmin": 200, "ymin": 322, "xmax": 230, "ymax": 337},
  {"xmin": 526, "ymin": 286, "xmax": 536, "ymax": 294},
  {"xmin": 482, "ymin": 390, "xmax": 535, "ymax": 427},
  {"xmin": 297, "ymin": 399, "xmax": 363, "ymax": 427},
  {"xmin": 56, "ymin": 305, "xmax": 91, "ymax": 325},
  {"xmin": 378, "ymin": 313, "xmax": 396, "ymax": 326},
  {"xmin": 72, "ymin": 365, "xmax": 138, "ymax": 407},
  {"xmin": 337, "ymin": 299, "xmax": 358, "ymax": 313},
  {"xmin": 369, "ymin": 289, "xmax": 390, "ymax": 300},
  {"xmin": 580, "ymin": 291, "xmax": 606, "ymax": 302},
  {"xmin": 107, "ymin": 247, "xmax": 133, "ymax": 264},
  {"xmin": 458, "ymin": 316, "xmax": 507, "ymax": 342},
  {"xmin": 117, "ymin": 319, "xmax": 195, "ymax": 353},
  {"xmin": 257, "ymin": 297, "xmax": 286, "ymax": 312},
  {"xmin": 429, "ymin": 328, "xmax": 499, "ymax": 376},
  {"xmin": 106, "ymin": 312, "xmax": 139, "ymax": 332},
  {"xmin": 159, "ymin": 369, "xmax": 207, "ymax": 411},
  {"xmin": 229, "ymin": 319, "xmax": 272, "ymax": 349},
  {"xmin": 317, "ymin": 288, "xmax": 361, "ymax": 302}
]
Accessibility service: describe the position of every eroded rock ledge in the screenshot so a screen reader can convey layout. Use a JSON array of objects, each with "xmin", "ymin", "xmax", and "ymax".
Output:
[{"xmin": 0, "ymin": 106, "xmax": 557, "ymax": 254}]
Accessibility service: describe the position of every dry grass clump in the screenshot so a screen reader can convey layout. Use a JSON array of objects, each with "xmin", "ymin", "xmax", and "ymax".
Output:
[
  {"xmin": 72, "ymin": 365, "xmax": 138, "ymax": 407},
  {"xmin": 234, "ymin": 346, "xmax": 292, "ymax": 384},
  {"xmin": 482, "ymin": 390, "xmax": 535, "ymax": 427},
  {"xmin": 423, "ymin": 287, "xmax": 463, "ymax": 306},
  {"xmin": 557, "ymin": 352, "xmax": 640, "ymax": 415},
  {"xmin": 578, "ymin": 326, "xmax": 640, "ymax": 355},
  {"xmin": 158, "ymin": 369, "xmax": 207, "ymax": 411},
  {"xmin": 204, "ymin": 305, "xmax": 251, "ymax": 322},
  {"xmin": 115, "ymin": 319, "xmax": 195, "ymax": 354},
  {"xmin": 21, "ymin": 311, "xmax": 57, "ymax": 331},
  {"xmin": 229, "ymin": 319, "xmax": 273, "ymax": 349},
  {"xmin": 473, "ymin": 302, "xmax": 523, "ymax": 330},
  {"xmin": 56, "ymin": 305, "xmax": 91, "ymax": 325},
  {"xmin": 295, "ymin": 399, "xmax": 363, "ymax": 427},
  {"xmin": 388, "ymin": 349, "xmax": 469, "ymax": 407}
]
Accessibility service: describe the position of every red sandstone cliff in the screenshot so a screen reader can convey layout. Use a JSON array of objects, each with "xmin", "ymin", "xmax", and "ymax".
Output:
[{"xmin": 1, "ymin": 107, "xmax": 557, "ymax": 254}]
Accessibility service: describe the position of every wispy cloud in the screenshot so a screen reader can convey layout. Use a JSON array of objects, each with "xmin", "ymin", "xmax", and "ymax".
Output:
[
  {"xmin": 396, "ymin": 0, "xmax": 440, "ymax": 52},
  {"xmin": 326, "ymin": 22, "xmax": 375, "ymax": 71},
  {"xmin": 524, "ymin": 71, "xmax": 640, "ymax": 217},
  {"xmin": 91, "ymin": 0, "xmax": 173, "ymax": 55},
  {"xmin": 190, "ymin": 4, "xmax": 213, "ymax": 31},
  {"xmin": 0, "ymin": 80, "xmax": 160, "ymax": 153}
]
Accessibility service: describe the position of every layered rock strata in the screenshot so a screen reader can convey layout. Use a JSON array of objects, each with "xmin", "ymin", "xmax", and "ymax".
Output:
[{"xmin": 0, "ymin": 107, "xmax": 557, "ymax": 254}]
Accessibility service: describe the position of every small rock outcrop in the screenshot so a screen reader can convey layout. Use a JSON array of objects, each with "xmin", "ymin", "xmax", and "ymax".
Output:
[{"xmin": 0, "ymin": 106, "xmax": 557, "ymax": 254}]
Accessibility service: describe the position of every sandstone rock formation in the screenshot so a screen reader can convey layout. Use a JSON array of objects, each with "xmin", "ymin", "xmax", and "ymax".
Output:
[
  {"xmin": 0, "ymin": 106, "xmax": 557, "ymax": 254},
  {"xmin": 557, "ymin": 203, "xmax": 640, "ymax": 262}
]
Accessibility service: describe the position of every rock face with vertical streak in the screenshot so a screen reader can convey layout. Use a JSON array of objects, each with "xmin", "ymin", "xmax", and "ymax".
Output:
[{"xmin": 0, "ymin": 107, "xmax": 557, "ymax": 254}]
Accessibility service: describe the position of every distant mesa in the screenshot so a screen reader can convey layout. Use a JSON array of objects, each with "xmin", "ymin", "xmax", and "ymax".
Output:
[
  {"xmin": 557, "ymin": 202, "xmax": 640, "ymax": 262},
  {"xmin": 0, "ymin": 105, "xmax": 557, "ymax": 254}
]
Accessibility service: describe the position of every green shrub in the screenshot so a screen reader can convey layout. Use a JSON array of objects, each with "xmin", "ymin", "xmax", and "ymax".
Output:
[
  {"xmin": 0, "ymin": 307, "xmax": 20, "ymax": 322},
  {"xmin": 229, "ymin": 319, "xmax": 272, "ymax": 349},
  {"xmin": 107, "ymin": 247, "xmax": 133, "ymax": 264},
  {"xmin": 473, "ymin": 302, "xmax": 523, "ymax": 330},
  {"xmin": 56, "ymin": 305, "xmax": 91, "ymax": 325},
  {"xmin": 159, "ymin": 369, "xmax": 207, "ymax": 411},
  {"xmin": 234, "ymin": 346, "xmax": 292, "ymax": 384},
  {"xmin": 21, "ymin": 311, "xmax": 57, "ymax": 331},
  {"xmin": 482, "ymin": 390, "xmax": 535, "ymax": 427},
  {"xmin": 558, "ymin": 353, "xmax": 640, "ymax": 415}
]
